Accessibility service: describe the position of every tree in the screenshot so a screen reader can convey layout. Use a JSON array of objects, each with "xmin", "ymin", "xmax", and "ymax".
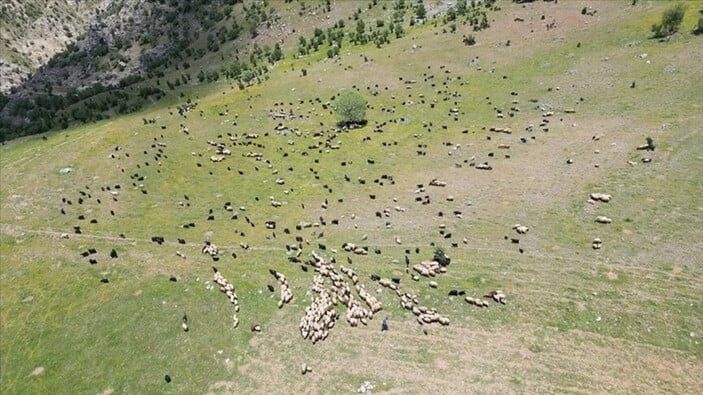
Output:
[
  {"xmin": 334, "ymin": 91, "xmax": 367, "ymax": 126},
  {"xmin": 270, "ymin": 43, "xmax": 283, "ymax": 63},
  {"xmin": 415, "ymin": 1, "xmax": 426, "ymax": 20},
  {"xmin": 651, "ymin": 3, "xmax": 686, "ymax": 38},
  {"xmin": 356, "ymin": 19, "xmax": 365, "ymax": 35}
]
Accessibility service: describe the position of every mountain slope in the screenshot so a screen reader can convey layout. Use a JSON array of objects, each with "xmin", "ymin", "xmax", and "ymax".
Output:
[
  {"xmin": 0, "ymin": 0, "xmax": 104, "ymax": 93},
  {"xmin": 1, "ymin": 0, "xmax": 454, "ymax": 140}
]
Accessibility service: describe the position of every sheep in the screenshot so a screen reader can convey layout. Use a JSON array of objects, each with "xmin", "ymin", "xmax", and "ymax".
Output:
[
  {"xmin": 270, "ymin": 269, "xmax": 293, "ymax": 308},
  {"xmin": 489, "ymin": 127, "xmax": 512, "ymax": 134},
  {"xmin": 182, "ymin": 314, "xmax": 189, "ymax": 332},
  {"xmin": 485, "ymin": 290, "xmax": 506, "ymax": 304},
  {"xmin": 212, "ymin": 267, "xmax": 240, "ymax": 312},
  {"xmin": 429, "ymin": 178, "xmax": 447, "ymax": 187},
  {"xmin": 202, "ymin": 242, "xmax": 219, "ymax": 259},
  {"xmin": 465, "ymin": 296, "xmax": 489, "ymax": 308},
  {"xmin": 512, "ymin": 224, "xmax": 529, "ymax": 234},
  {"xmin": 592, "ymin": 238, "xmax": 603, "ymax": 249},
  {"xmin": 412, "ymin": 261, "xmax": 445, "ymax": 277},
  {"xmin": 589, "ymin": 193, "xmax": 612, "ymax": 203},
  {"xmin": 595, "ymin": 216, "xmax": 612, "ymax": 224}
]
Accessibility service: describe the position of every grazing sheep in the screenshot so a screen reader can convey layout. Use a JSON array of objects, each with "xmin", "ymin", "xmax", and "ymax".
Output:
[
  {"xmin": 270, "ymin": 269, "xmax": 293, "ymax": 308},
  {"xmin": 429, "ymin": 178, "xmax": 447, "ymax": 187},
  {"xmin": 589, "ymin": 193, "xmax": 612, "ymax": 203},
  {"xmin": 490, "ymin": 127, "xmax": 512, "ymax": 134},
  {"xmin": 412, "ymin": 261, "xmax": 445, "ymax": 277},
  {"xmin": 182, "ymin": 314, "xmax": 189, "ymax": 332},
  {"xmin": 212, "ymin": 267, "xmax": 240, "ymax": 315},
  {"xmin": 202, "ymin": 242, "xmax": 220, "ymax": 259},
  {"xmin": 485, "ymin": 290, "xmax": 506, "ymax": 304},
  {"xmin": 512, "ymin": 224, "xmax": 529, "ymax": 234},
  {"xmin": 595, "ymin": 216, "xmax": 612, "ymax": 224},
  {"xmin": 465, "ymin": 296, "xmax": 489, "ymax": 308},
  {"xmin": 592, "ymin": 238, "xmax": 603, "ymax": 249}
]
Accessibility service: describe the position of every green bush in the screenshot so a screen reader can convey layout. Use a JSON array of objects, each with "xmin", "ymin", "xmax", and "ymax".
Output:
[
  {"xmin": 334, "ymin": 91, "xmax": 367, "ymax": 126},
  {"xmin": 693, "ymin": 16, "xmax": 703, "ymax": 35},
  {"xmin": 433, "ymin": 247, "xmax": 451, "ymax": 267},
  {"xmin": 652, "ymin": 3, "xmax": 686, "ymax": 38}
]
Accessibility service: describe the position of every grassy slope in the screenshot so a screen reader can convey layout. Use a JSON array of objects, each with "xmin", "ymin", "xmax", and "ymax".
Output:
[{"xmin": 1, "ymin": 0, "xmax": 702, "ymax": 393}]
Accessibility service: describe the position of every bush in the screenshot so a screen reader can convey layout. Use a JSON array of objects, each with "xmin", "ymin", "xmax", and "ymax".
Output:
[
  {"xmin": 646, "ymin": 136, "xmax": 656, "ymax": 150},
  {"xmin": 693, "ymin": 16, "xmax": 703, "ymax": 35},
  {"xmin": 334, "ymin": 91, "xmax": 367, "ymax": 126},
  {"xmin": 463, "ymin": 34, "xmax": 476, "ymax": 45},
  {"xmin": 433, "ymin": 247, "xmax": 451, "ymax": 267},
  {"xmin": 651, "ymin": 3, "xmax": 686, "ymax": 38}
]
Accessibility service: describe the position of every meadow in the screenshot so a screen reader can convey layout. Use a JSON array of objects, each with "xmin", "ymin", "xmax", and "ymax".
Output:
[{"xmin": 1, "ymin": 1, "xmax": 702, "ymax": 393}]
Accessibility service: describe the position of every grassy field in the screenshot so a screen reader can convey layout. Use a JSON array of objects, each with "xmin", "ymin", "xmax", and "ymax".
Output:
[{"xmin": 1, "ymin": 0, "xmax": 702, "ymax": 393}]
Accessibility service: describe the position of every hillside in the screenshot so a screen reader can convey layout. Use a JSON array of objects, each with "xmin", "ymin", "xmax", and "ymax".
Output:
[
  {"xmin": 0, "ymin": 0, "xmax": 450, "ymax": 140},
  {"xmin": 0, "ymin": 0, "xmax": 104, "ymax": 94},
  {"xmin": 1, "ymin": 0, "xmax": 702, "ymax": 393}
]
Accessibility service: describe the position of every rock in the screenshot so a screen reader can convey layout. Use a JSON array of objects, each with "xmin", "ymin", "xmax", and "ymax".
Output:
[
  {"xmin": 59, "ymin": 167, "xmax": 73, "ymax": 174},
  {"xmin": 595, "ymin": 216, "xmax": 612, "ymax": 224}
]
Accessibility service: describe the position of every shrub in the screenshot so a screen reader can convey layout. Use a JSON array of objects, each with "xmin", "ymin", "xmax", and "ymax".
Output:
[
  {"xmin": 652, "ymin": 3, "xmax": 686, "ymax": 38},
  {"xmin": 463, "ymin": 34, "xmax": 476, "ymax": 45},
  {"xmin": 334, "ymin": 91, "xmax": 367, "ymax": 126},
  {"xmin": 433, "ymin": 247, "xmax": 451, "ymax": 267},
  {"xmin": 646, "ymin": 136, "xmax": 656, "ymax": 150},
  {"xmin": 693, "ymin": 16, "xmax": 703, "ymax": 35}
]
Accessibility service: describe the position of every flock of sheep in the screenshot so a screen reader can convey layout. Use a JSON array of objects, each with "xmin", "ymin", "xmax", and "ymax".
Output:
[{"xmin": 212, "ymin": 266, "xmax": 240, "ymax": 328}]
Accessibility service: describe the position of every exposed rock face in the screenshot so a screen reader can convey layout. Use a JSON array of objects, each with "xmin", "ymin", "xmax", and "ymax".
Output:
[{"xmin": 0, "ymin": 0, "xmax": 104, "ymax": 94}]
